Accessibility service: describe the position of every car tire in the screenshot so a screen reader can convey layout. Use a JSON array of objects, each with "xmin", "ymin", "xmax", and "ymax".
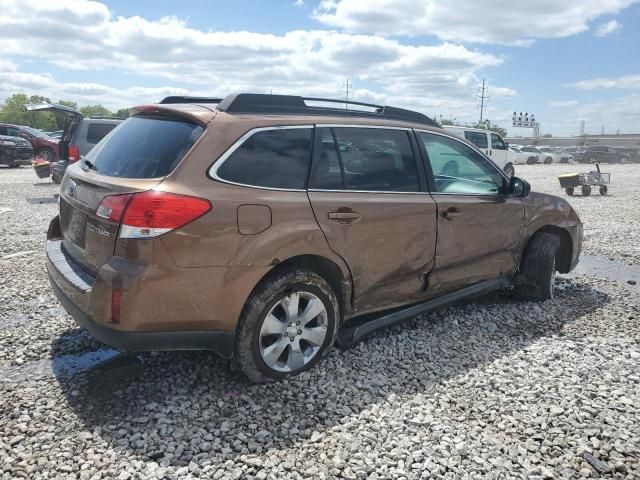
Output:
[
  {"xmin": 526, "ymin": 157, "xmax": 536, "ymax": 165},
  {"xmin": 35, "ymin": 148, "xmax": 55, "ymax": 162},
  {"xmin": 8, "ymin": 163, "xmax": 21, "ymax": 168},
  {"xmin": 235, "ymin": 267, "xmax": 339, "ymax": 383},
  {"xmin": 599, "ymin": 185, "xmax": 608, "ymax": 195},
  {"xmin": 620, "ymin": 156, "xmax": 628, "ymax": 164},
  {"xmin": 565, "ymin": 187, "xmax": 574, "ymax": 196},
  {"xmin": 544, "ymin": 157, "xmax": 552, "ymax": 164},
  {"xmin": 514, "ymin": 232, "xmax": 560, "ymax": 301},
  {"xmin": 504, "ymin": 163, "xmax": 515, "ymax": 178},
  {"xmin": 581, "ymin": 185, "xmax": 592, "ymax": 196}
]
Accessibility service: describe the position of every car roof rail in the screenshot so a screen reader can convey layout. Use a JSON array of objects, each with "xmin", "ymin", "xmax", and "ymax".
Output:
[
  {"xmin": 160, "ymin": 96, "xmax": 224, "ymax": 104},
  {"xmin": 214, "ymin": 93, "xmax": 439, "ymax": 127}
]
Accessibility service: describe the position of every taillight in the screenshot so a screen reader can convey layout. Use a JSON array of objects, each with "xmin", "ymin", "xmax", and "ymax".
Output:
[
  {"xmin": 96, "ymin": 194, "xmax": 133, "ymax": 222},
  {"xmin": 68, "ymin": 145, "xmax": 80, "ymax": 162},
  {"xmin": 95, "ymin": 191, "xmax": 211, "ymax": 239}
]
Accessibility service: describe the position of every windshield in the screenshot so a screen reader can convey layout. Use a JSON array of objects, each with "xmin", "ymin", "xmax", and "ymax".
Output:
[{"xmin": 85, "ymin": 115, "xmax": 204, "ymax": 178}]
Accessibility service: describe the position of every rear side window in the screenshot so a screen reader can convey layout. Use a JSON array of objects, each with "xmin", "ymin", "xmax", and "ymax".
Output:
[
  {"xmin": 309, "ymin": 127, "xmax": 419, "ymax": 192},
  {"xmin": 464, "ymin": 131, "xmax": 488, "ymax": 149},
  {"xmin": 216, "ymin": 128, "xmax": 313, "ymax": 189},
  {"xmin": 86, "ymin": 123, "xmax": 117, "ymax": 144},
  {"xmin": 86, "ymin": 115, "xmax": 203, "ymax": 178}
]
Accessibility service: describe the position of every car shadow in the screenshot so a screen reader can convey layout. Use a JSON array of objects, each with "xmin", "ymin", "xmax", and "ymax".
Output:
[{"xmin": 51, "ymin": 278, "xmax": 609, "ymax": 467}]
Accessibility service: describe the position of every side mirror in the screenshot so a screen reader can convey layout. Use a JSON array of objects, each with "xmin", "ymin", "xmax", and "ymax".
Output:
[
  {"xmin": 504, "ymin": 142, "xmax": 509, "ymax": 148},
  {"xmin": 509, "ymin": 176, "xmax": 530, "ymax": 197}
]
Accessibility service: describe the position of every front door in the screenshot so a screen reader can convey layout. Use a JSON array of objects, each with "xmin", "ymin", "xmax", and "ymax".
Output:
[
  {"xmin": 307, "ymin": 126, "xmax": 437, "ymax": 314},
  {"xmin": 416, "ymin": 131, "xmax": 524, "ymax": 294}
]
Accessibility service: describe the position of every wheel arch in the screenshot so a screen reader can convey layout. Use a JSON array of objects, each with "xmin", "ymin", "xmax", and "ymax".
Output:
[
  {"xmin": 241, "ymin": 254, "xmax": 353, "ymax": 329},
  {"xmin": 525, "ymin": 226, "xmax": 573, "ymax": 274}
]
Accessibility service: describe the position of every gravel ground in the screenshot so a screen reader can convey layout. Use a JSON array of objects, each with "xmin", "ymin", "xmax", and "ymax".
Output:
[{"xmin": 1, "ymin": 165, "xmax": 639, "ymax": 479}]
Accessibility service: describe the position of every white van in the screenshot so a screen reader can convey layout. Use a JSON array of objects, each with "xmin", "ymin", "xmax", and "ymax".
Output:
[{"xmin": 444, "ymin": 126, "xmax": 514, "ymax": 177}]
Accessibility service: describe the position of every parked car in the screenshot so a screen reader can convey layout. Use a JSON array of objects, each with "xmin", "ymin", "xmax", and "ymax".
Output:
[
  {"xmin": 521, "ymin": 146, "xmax": 554, "ymax": 164},
  {"xmin": 537, "ymin": 146, "xmax": 563, "ymax": 164},
  {"xmin": 0, "ymin": 123, "xmax": 59, "ymax": 162},
  {"xmin": 508, "ymin": 146, "xmax": 538, "ymax": 165},
  {"xmin": 443, "ymin": 126, "xmax": 515, "ymax": 177},
  {"xmin": 552, "ymin": 148, "xmax": 574, "ymax": 164},
  {"xmin": 565, "ymin": 146, "xmax": 587, "ymax": 163},
  {"xmin": 582, "ymin": 146, "xmax": 633, "ymax": 164},
  {"xmin": 0, "ymin": 134, "xmax": 33, "ymax": 167},
  {"xmin": 45, "ymin": 93, "xmax": 583, "ymax": 383},
  {"xmin": 24, "ymin": 102, "xmax": 122, "ymax": 183},
  {"xmin": 613, "ymin": 147, "xmax": 640, "ymax": 163}
]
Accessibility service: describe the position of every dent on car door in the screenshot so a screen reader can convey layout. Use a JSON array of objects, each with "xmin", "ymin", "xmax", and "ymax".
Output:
[
  {"xmin": 416, "ymin": 131, "xmax": 524, "ymax": 295},
  {"xmin": 307, "ymin": 127, "xmax": 437, "ymax": 314}
]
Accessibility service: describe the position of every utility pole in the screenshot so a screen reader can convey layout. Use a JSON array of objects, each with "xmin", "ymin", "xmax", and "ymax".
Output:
[
  {"xmin": 580, "ymin": 120, "xmax": 585, "ymax": 136},
  {"xmin": 341, "ymin": 78, "xmax": 353, "ymax": 110},
  {"xmin": 476, "ymin": 78, "xmax": 490, "ymax": 124},
  {"xmin": 601, "ymin": 125, "xmax": 605, "ymax": 135}
]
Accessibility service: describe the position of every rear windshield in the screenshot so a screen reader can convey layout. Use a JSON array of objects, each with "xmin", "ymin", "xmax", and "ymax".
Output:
[{"xmin": 85, "ymin": 115, "xmax": 203, "ymax": 178}]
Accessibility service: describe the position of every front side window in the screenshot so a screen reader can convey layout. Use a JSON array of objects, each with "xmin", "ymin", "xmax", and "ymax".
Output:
[
  {"xmin": 418, "ymin": 133, "xmax": 505, "ymax": 195},
  {"xmin": 216, "ymin": 127, "xmax": 312, "ymax": 189},
  {"xmin": 327, "ymin": 127, "xmax": 419, "ymax": 192},
  {"xmin": 491, "ymin": 133, "xmax": 507, "ymax": 150},
  {"xmin": 464, "ymin": 131, "xmax": 488, "ymax": 149}
]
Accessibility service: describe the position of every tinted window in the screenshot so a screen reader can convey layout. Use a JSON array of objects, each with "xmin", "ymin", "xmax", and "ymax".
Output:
[
  {"xmin": 7, "ymin": 127, "xmax": 22, "ymax": 137},
  {"xmin": 331, "ymin": 127, "xmax": 419, "ymax": 192},
  {"xmin": 308, "ymin": 128, "xmax": 343, "ymax": 189},
  {"xmin": 419, "ymin": 133, "xmax": 504, "ymax": 195},
  {"xmin": 86, "ymin": 123, "xmax": 117, "ymax": 144},
  {"xmin": 86, "ymin": 115, "xmax": 203, "ymax": 178},
  {"xmin": 491, "ymin": 133, "xmax": 507, "ymax": 150},
  {"xmin": 464, "ymin": 131, "xmax": 488, "ymax": 149},
  {"xmin": 217, "ymin": 128, "xmax": 312, "ymax": 189}
]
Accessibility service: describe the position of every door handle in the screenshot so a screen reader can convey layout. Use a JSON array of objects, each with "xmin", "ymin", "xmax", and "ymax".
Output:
[
  {"xmin": 440, "ymin": 207, "xmax": 460, "ymax": 221},
  {"xmin": 328, "ymin": 210, "xmax": 360, "ymax": 222}
]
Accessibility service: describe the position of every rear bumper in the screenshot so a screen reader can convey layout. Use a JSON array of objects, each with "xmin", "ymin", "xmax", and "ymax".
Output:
[
  {"xmin": 45, "ymin": 228, "xmax": 246, "ymax": 358},
  {"xmin": 48, "ymin": 271, "xmax": 235, "ymax": 357}
]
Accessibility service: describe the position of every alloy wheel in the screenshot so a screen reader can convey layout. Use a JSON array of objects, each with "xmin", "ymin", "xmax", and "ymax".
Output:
[{"xmin": 259, "ymin": 291, "xmax": 329, "ymax": 372}]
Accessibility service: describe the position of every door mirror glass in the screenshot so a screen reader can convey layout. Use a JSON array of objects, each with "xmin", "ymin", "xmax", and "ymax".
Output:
[{"xmin": 509, "ymin": 176, "xmax": 530, "ymax": 197}]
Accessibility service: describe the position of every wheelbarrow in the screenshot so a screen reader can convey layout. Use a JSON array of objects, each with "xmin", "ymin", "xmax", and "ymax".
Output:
[{"xmin": 558, "ymin": 163, "xmax": 610, "ymax": 196}]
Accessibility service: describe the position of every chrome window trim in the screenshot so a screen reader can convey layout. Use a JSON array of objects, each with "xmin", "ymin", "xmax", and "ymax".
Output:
[
  {"xmin": 316, "ymin": 124, "xmax": 413, "ymax": 131},
  {"xmin": 413, "ymin": 128, "xmax": 510, "ymax": 188},
  {"xmin": 208, "ymin": 125, "xmax": 314, "ymax": 192},
  {"xmin": 308, "ymin": 188, "xmax": 426, "ymax": 195}
]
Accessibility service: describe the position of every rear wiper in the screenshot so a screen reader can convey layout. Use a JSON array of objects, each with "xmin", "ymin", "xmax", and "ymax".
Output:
[{"xmin": 82, "ymin": 158, "xmax": 97, "ymax": 171}]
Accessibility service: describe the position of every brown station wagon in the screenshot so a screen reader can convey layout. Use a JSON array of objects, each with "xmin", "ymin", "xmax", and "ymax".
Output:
[{"xmin": 46, "ymin": 94, "xmax": 583, "ymax": 382}]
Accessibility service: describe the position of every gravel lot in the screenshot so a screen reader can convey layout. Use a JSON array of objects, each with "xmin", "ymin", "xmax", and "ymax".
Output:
[{"xmin": 1, "ymin": 164, "xmax": 638, "ymax": 480}]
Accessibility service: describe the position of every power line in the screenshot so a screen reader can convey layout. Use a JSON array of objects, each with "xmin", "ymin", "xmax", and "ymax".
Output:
[
  {"xmin": 340, "ymin": 78, "xmax": 354, "ymax": 110},
  {"xmin": 475, "ymin": 78, "xmax": 490, "ymax": 123}
]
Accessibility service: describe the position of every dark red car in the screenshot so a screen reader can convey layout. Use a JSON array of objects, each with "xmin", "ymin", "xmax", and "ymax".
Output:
[{"xmin": 0, "ymin": 123, "xmax": 59, "ymax": 162}]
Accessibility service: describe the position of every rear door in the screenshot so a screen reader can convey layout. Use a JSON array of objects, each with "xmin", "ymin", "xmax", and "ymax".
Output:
[
  {"xmin": 57, "ymin": 114, "xmax": 204, "ymax": 275},
  {"xmin": 307, "ymin": 126, "xmax": 437, "ymax": 313},
  {"xmin": 416, "ymin": 131, "xmax": 524, "ymax": 294}
]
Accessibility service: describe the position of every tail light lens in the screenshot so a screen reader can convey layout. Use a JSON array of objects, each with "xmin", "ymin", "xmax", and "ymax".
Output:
[
  {"xmin": 95, "ymin": 190, "xmax": 211, "ymax": 239},
  {"xmin": 68, "ymin": 145, "xmax": 80, "ymax": 162}
]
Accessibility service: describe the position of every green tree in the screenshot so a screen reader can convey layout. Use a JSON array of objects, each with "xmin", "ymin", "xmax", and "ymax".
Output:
[
  {"xmin": 0, "ymin": 93, "xmax": 57, "ymax": 130},
  {"xmin": 58, "ymin": 100, "xmax": 78, "ymax": 110},
  {"xmin": 473, "ymin": 122, "xmax": 508, "ymax": 138},
  {"xmin": 440, "ymin": 118, "xmax": 454, "ymax": 126},
  {"xmin": 541, "ymin": 133, "xmax": 553, "ymax": 138},
  {"xmin": 114, "ymin": 108, "xmax": 130, "ymax": 119},
  {"xmin": 0, "ymin": 93, "xmax": 32, "ymax": 126},
  {"xmin": 79, "ymin": 105, "xmax": 114, "ymax": 118}
]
